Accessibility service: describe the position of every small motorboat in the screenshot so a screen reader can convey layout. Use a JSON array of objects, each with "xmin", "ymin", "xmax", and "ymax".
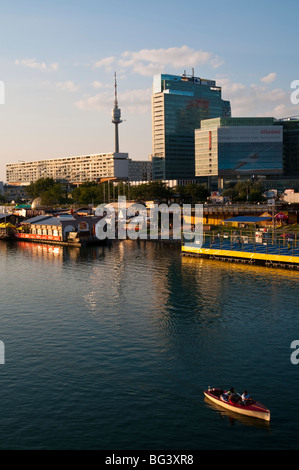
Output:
[{"xmin": 204, "ymin": 387, "xmax": 270, "ymax": 421}]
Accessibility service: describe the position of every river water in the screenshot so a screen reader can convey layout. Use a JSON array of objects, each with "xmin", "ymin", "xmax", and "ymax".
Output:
[{"xmin": 0, "ymin": 239, "xmax": 298, "ymax": 450}]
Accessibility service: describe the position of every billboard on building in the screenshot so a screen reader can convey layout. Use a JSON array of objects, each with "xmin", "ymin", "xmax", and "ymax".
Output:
[
  {"xmin": 218, "ymin": 126, "xmax": 283, "ymax": 143},
  {"xmin": 218, "ymin": 126, "xmax": 283, "ymax": 175}
]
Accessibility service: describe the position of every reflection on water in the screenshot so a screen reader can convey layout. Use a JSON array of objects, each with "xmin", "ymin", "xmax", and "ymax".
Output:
[
  {"xmin": 181, "ymin": 253, "xmax": 299, "ymax": 280},
  {"xmin": 0, "ymin": 239, "xmax": 298, "ymax": 449},
  {"xmin": 203, "ymin": 397, "xmax": 271, "ymax": 431}
]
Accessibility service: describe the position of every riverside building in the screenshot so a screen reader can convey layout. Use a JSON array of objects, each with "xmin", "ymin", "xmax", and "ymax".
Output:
[
  {"xmin": 255, "ymin": 117, "xmax": 299, "ymax": 193},
  {"xmin": 195, "ymin": 117, "xmax": 283, "ymax": 188},
  {"xmin": 6, "ymin": 152, "xmax": 130, "ymax": 185},
  {"xmin": 151, "ymin": 71, "xmax": 231, "ymax": 180}
]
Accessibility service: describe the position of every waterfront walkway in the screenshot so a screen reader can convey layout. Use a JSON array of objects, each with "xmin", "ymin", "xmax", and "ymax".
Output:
[
  {"xmin": 205, "ymin": 235, "xmax": 299, "ymax": 256},
  {"xmin": 182, "ymin": 232, "xmax": 299, "ymax": 268}
]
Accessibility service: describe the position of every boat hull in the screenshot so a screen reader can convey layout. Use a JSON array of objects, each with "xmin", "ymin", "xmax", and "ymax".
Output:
[{"xmin": 204, "ymin": 389, "xmax": 270, "ymax": 421}]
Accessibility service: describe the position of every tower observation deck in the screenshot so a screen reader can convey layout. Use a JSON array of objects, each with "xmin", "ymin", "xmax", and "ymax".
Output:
[{"xmin": 112, "ymin": 72, "xmax": 122, "ymax": 153}]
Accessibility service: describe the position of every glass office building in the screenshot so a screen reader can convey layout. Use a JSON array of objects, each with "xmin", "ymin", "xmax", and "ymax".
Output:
[
  {"xmin": 275, "ymin": 118, "xmax": 299, "ymax": 176},
  {"xmin": 195, "ymin": 117, "xmax": 283, "ymax": 182},
  {"xmin": 151, "ymin": 73, "xmax": 231, "ymax": 180}
]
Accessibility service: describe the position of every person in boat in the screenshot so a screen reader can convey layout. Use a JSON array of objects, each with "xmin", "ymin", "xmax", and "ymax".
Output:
[
  {"xmin": 241, "ymin": 390, "xmax": 251, "ymax": 405},
  {"xmin": 225, "ymin": 388, "xmax": 242, "ymax": 404},
  {"xmin": 221, "ymin": 388, "xmax": 237, "ymax": 402},
  {"xmin": 228, "ymin": 388, "xmax": 239, "ymax": 404}
]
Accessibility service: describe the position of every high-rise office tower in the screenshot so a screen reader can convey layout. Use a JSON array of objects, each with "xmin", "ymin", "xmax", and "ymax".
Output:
[{"xmin": 151, "ymin": 71, "xmax": 231, "ymax": 180}]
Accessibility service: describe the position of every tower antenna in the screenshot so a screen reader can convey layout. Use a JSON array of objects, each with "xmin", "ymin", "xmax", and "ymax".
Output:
[{"xmin": 112, "ymin": 72, "xmax": 122, "ymax": 153}]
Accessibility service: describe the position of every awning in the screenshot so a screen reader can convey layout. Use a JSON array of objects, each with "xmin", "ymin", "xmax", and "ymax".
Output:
[
  {"xmin": 0, "ymin": 222, "xmax": 15, "ymax": 228},
  {"xmin": 224, "ymin": 216, "xmax": 272, "ymax": 223},
  {"xmin": 275, "ymin": 212, "xmax": 289, "ymax": 220}
]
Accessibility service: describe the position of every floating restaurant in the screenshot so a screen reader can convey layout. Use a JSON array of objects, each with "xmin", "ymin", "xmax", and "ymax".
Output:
[{"xmin": 16, "ymin": 213, "xmax": 104, "ymax": 246}]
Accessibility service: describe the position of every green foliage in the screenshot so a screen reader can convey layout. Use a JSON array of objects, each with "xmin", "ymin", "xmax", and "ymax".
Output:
[
  {"xmin": 40, "ymin": 183, "xmax": 68, "ymax": 206},
  {"xmin": 71, "ymin": 182, "xmax": 104, "ymax": 205},
  {"xmin": 223, "ymin": 180, "xmax": 265, "ymax": 202},
  {"xmin": 24, "ymin": 178, "xmax": 211, "ymax": 207},
  {"xmin": 128, "ymin": 181, "xmax": 209, "ymax": 203},
  {"xmin": 175, "ymin": 183, "xmax": 210, "ymax": 203},
  {"xmin": 128, "ymin": 181, "xmax": 174, "ymax": 202},
  {"xmin": 26, "ymin": 178, "xmax": 56, "ymax": 199},
  {"xmin": 25, "ymin": 178, "xmax": 68, "ymax": 205}
]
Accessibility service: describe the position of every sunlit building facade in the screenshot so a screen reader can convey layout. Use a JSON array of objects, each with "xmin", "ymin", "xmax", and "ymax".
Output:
[
  {"xmin": 151, "ymin": 72, "xmax": 231, "ymax": 180},
  {"xmin": 195, "ymin": 117, "xmax": 283, "ymax": 183},
  {"xmin": 6, "ymin": 153, "xmax": 129, "ymax": 185}
]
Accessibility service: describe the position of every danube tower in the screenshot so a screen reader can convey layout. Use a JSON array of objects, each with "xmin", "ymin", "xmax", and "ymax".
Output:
[{"xmin": 112, "ymin": 72, "xmax": 122, "ymax": 153}]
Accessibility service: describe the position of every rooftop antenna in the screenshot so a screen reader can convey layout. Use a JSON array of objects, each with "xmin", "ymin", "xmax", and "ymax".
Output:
[{"xmin": 112, "ymin": 72, "xmax": 122, "ymax": 154}]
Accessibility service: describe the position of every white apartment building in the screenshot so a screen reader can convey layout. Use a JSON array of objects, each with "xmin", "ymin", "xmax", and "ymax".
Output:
[{"xmin": 6, "ymin": 152, "xmax": 129, "ymax": 185}]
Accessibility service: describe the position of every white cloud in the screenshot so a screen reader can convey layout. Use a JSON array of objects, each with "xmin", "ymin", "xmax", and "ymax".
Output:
[
  {"xmin": 94, "ymin": 45, "xmax": 223, "ymax": 77},
  {"xmin": 218, "ymin": 77, "xmax": 290, "ymax": 118},
  {"xmin": 260, "ymin": 72, "xmax": 277, "ymax": 84},
  {"xmin": 57, "ymin": 81, "xmax": 79, "ymax": 92},
  {"xmin": 92, "ymin": 81, "xmax": 103, "ymax": 89},
  {"xmin": 121, "ymin": 46, "xmax": 219, "ymax": 70},
  {"xmin": 75, "ymin": 87, "xmax": 152, "ymax": 115},
  {"xmin": 15, "ymin": 58, "xmax": 59, "ymax": 71},
  {"xmin": 119, "ymin": 87, "xmax": 152, "ymax": 114},
  {"xmin": 75, "ymin": 92, "xmax": 111, "ymax": 111},
  {"xmin": 94, "ymin": 56, "xmax": 115, "ymax": 71},
  {"xmin": 118, "ymin": 58, "xmax": 162, "ymax": 77}
]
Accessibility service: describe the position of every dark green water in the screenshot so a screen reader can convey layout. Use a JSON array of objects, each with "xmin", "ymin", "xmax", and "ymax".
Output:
[{"xmin": 0, "ymin": 239, "xmax": 298, "ymax": 450}]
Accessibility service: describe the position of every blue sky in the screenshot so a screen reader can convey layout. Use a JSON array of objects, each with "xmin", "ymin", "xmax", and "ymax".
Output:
[{"xmin": 0, "ymin": 0, "xmax": 298, "ymax": 181}]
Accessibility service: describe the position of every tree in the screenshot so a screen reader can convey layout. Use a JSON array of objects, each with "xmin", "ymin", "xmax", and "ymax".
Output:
[
  {"xmin": 222, "ymin": 187, "xmax": 238, "ymax": 203},
  {"xmin": 40, "ymin": 183, "xmax": 67, "ymax": 206},
  {"xmin": 176, "ymin": 183, "xmax": 210, "ymax": 203},
  {"xmin": 26, "ymin": 178, "xmax": 57, "ymax": 200},
  {"xmin": 129, "ymin": 181, "xmax": 174, "ymax": 202},
  {"xmin": 71, "ymin": 182, "xmax": 104, "ymax": 205},
  {"xmin": 248, "ymin": 182, "xmax": 266, "ymax": 202},
  {"xmin": 223, "ymin": 180, "xmax": 265, "ymax": 203},
  {"xmin": 25, "ymin": 178, "xmax": 69, "ymax": 205}
]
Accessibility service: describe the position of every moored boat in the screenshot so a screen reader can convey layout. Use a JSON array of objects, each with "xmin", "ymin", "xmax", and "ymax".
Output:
[
  {"xmin": 204, "ymin": 387, "xmax": 270, "ymax": 421},
  {"xmin": 0, "ymin": 223, "xmax": 16, "ymax": 240}
]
